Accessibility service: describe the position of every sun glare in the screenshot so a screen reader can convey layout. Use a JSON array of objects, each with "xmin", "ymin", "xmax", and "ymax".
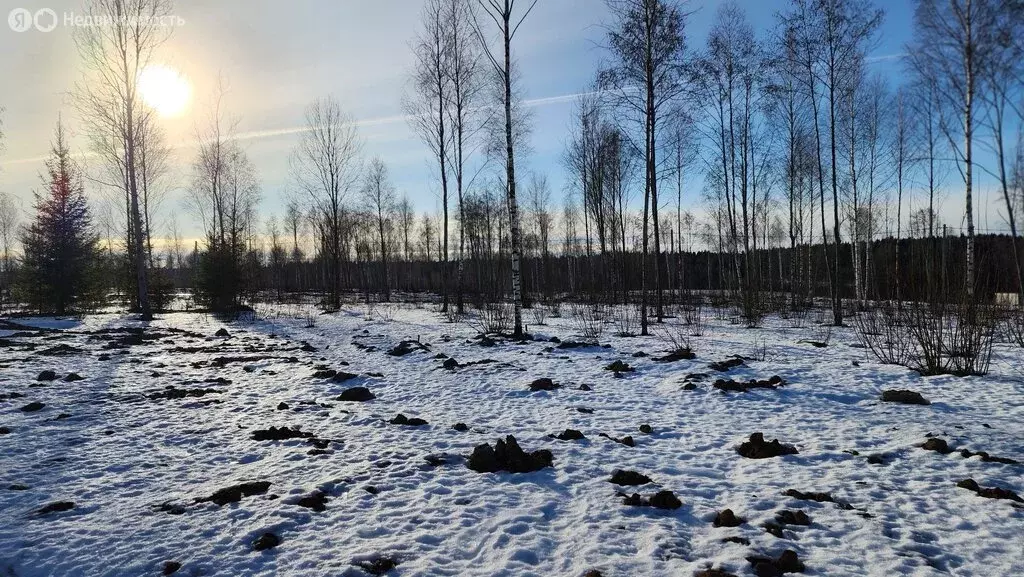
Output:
[{"xmin": 137, "ymin": 64, "xmax": 192, "ymax": 118}]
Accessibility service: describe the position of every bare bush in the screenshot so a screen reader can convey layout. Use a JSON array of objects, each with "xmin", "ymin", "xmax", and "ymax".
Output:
[
  {"xmin": 375, "ymin": 303, "xmax": 396, "ymax": 322},
  {"xmin": 466, "ymin": 302, "xmax": 514, "ymax": 335},
  {"xmin": 569, "ymin": 302, "xmax": 605, "ymax": 342},
  {"xmin": 809, "ymin": 322, "xmax": 833, "ymax": 347},
  {"xmin": 530, "ymin": 304, "xmax": 549, "ymax": 326},
  {"xmin": 682, "ymin": 301, "xmax": 705, "ymax": 337},
  {"xmin": 902, "ymin": 299, "xmax": 996, "ymax": 376},
  {"xmin": 1002, "ymin": 307, "xmax": 1024, "ymax": 347},
  {"xmin": 613, "ymin": 305, "xmax": 640, "ymax": 337},
  {"xmin": 854, "ymin": 302, "xmax": 911, "ymax": 365},
  {"xmin": 657, "ymin": 322, "xmax": 694, "ymax": 355}
]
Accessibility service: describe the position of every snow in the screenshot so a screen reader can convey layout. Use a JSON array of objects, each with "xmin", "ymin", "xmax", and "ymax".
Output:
[{"xmin": 0, "ymin": 305, "xmax": 1021, "ymax": 576}]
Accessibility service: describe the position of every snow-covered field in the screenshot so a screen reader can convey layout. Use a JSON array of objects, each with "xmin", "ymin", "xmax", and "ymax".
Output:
[{"xmin": 1, "ymin": 305, "xmax": 1021, "ymax": 577}]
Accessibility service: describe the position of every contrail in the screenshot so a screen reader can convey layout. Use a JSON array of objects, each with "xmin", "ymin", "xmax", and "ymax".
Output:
[{"xmin": 4, "ymin": 89, "xmax": 603, "ymax": 166}]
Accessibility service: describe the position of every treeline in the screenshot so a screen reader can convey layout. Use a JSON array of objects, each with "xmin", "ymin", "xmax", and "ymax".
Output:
[{"xmin": 0, "ymin": 0, "xmax": 1022, "ymax": 342}]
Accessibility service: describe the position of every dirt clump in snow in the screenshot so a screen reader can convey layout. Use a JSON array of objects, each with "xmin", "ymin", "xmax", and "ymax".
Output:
[
  {"xmin": 609, "ymin": 469, "xmax": 652, "ymax": 486},
  {"xmin": 452, "ymin": 422, "xmax": 469, "ymax": 432},
  {"xmin": 161, "ymin": 561, "xmax": 182, "ymax": 575},
  {"xmin": 639, "ymin": 424, "xmax": 653, "ymax": 434},
  {"xmin": 709, "ymin": 357, "xmax": 745, "ymax": 372},
  {"xmin": 388, "ymin": 340, "xmax": 429, "ymax": 356},
  {"xmin": 920, "ymin": 437, "xmax": 953, "ymax": 454},
  {"xmin": 604, "ymin": 360, "xmax": 634, "ymax": 373},
  {"xmin": 63, "ymin": 372, "xmax": 84, "ymax": 382},
  {"xmin": 252, "ymin": 532, "xmax": 280, "ymax": 551},
  {"xmin": 747, "ymin": 549, "xmax": 805, "ymax": 576},
  {"xmin": 20, "ymin": 401, "xmax": 45, "ymax": 412},
  {"xmin": 551, "ymin": 428, "xmax": 586, "ymax": 441},
  {"xmin": 36, "ymin": 501, "xmax": 74, "ymax": 515},
  {"xmin": 251, "ymin": 426, "xmax": 313, "ymax": 441},
  {"xmin": 714, "ymin": 376, "xmax": 784, "ymax": 393},
  {"xmin": 958, "ymin": 449, "xmax": 1019, "ymax": 464},
  {"xmin": 621, "ymin": 489, "xmax": 682, "ymax": 510},
  {"xmin": 149, "ymin": 386, "xmax": 220, "ymax": 401},
  {"xmin": 713, "ymin": 508, "xmax": 744, "ymax": 527},
  {"xmin": 36, "ymin": 370, "xmax": 58, "ymax": 381},
  {"xmin": 880, "ymin": 389, "xmax": 931, "ymax": 405},
  {"xmin": 389, "ymin": 414, "xmax": 428, "ymax": 426},
  {"xmin": 654, "ymin": 348, "xmax": 696, "ymax": 362},
  {"xmin": 695, "ymin": 568, "xmax": 739, "ymax": 577},
  {"xmin": 529, "ymin": 378, "xmax": 560, "ymax": 391},
  {"xmin": 467, "ymin": 435, "xmax": 553, "ymax": 473},
  {"xmin": 956, "ymin": 479, "xmax": 1023, "ymax": 502},
  {"xmin": 294, "ymin": 490, "xmax": 329, "ymax": 511},
  {"xmin": 737, "ymin": 433, "xmax": 798, "ymax": 459},
  {"xmin": 774, "ymin": 509, "xmax": 811, "ymax": 526},
  {"xmin": 197, "ymin": 481, "xmax": 271, "ymax": 506},
  {"xmin": 785, "ymin": 489, "xmax": 853, "ymax": 510},
  {"xmin": 337, "ymin": 387, "xmax": 376, "ymax": 402},
  {"xmin": 354, "ymin": 555, "xmax": 399, "ymax": 575},
  {"xmin": 598, "ymin": 432, "xmax": 635, "ymax": 447}
]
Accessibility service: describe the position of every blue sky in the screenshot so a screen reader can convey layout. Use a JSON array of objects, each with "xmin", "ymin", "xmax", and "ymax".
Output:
[{"xmin": 0, "ymin": 0, "xmax": 1013, "ymax": 241}]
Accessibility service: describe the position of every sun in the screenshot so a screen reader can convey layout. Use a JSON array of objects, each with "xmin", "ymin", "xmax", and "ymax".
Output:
[{"xmin": 137, "ymin": 64, "xmax": 192, "ymax": 118}]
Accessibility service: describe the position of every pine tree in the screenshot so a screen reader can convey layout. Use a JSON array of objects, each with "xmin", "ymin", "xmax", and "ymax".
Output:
[{"xmin": 18, "ymin": 120, "xmax": 99, "ymax": 314}]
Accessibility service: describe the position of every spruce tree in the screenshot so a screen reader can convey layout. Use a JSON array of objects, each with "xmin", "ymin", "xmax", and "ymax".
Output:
[{"xmin": 18, "ymin": 120, "xmax": 99, "ymax": 314}]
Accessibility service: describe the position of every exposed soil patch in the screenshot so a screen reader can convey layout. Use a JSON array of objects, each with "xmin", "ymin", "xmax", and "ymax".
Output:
[
  {"xmin": 354, "ymin": 555, "xmax": 399, "ymax": 575},
  {"xmin": 338, "ymin": 387, "xmax": 376, "ymax": 402},
  {"xmin": 467, "ymin": 435, "xmax": 553, "ymax": 473},
  {"xmin": 956, "ymin": 479, "xmax": 1023, "ymax": 502},
  {"xmin": 921, "ymin": 437, "xmax": 953, "ymax": 454},
  {"xmin": 529, "ymin": 378, "xmax": 560, "ymax": 391},
  {"xmin": 621, "ymin": 490, "xmax": 682, "ymax": 510},
  {"xmin": 149, "ymin": 386, "xmax": 220, "ymax": 401},
  {"xmin": 709, "ymin": 357, "xmax": 745, "ymax": 372},
  {"xmin": 714, "ymin": 376, "xmax": 785, "ymax": 393},
  {"xmin": 253, "ymin": 532, "xmax": 280, "ymax": 551},
  {"xmin": 389, "ymin": 414, "xmax": 428, "ymax": 426},
  {"xmin": 747, "ymin": 549, "xmax": 805, "ymax": 576},
  {"xmin": 36, "ymin": 501, "xmax": 75, "ymax": 515},
  {"xmin": 388, "ymin": 340, "xmax": 430, "ymax": 357},
  {"xmin": 252, "ymin": 426, "xmax": 314, "ymax": 441},
  {"xmin": 196, "ymin": 481, "xmax": 271, "ymax": 506},
  {"xmin": 880, "ymin": 389, "xmax": 931, "ymax": 405},
  {"xmin": 609, "ymin": 469, "xmax": 652, "ymax": 486},
  {"xmin": 737, "ymin": 433, "xmax": 798, "ymax": 459},
  {"xmin": 550, "ymin": 429, "xmax": 586, "ymax": 441},
  {"xmin": 654, "ymin": 348, "xmax": 696, "ymax": 362},
  {"xmin": 713, "ymin": 508, "xmax": 744, "ymax": 527}
]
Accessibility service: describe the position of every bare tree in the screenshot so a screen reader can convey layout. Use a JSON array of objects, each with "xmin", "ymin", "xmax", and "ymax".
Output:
[
  {"xmin": 0, "ymin": 192, "xmax": 18, "ymax": 310},
  {"xmin": 600, "ymin": 0, "xmax": 690, "ymax": 332},
  {"xmin": 446, "ymin": 0, "xmax": 488, "ymax": 313},
  {"xmin": 472, "ymin": 0, "xmax": 538, "ymax": 337},
  {"xmin": 362, "ymin": 157, "xmax": 397, "ymax": 301},
  {"xmin": 406, "ymin": 0, "xmax": 454, "ymax": 310},
  {"xmin": 290, "ymin": 96, "xmax": 362, "ymax": 310},
  {"xmin": 977, "ymin": 1, "xmax": 1024, "ymax": 304},
  {"xmin": 396, "ymin": 195, "xmax": 415, "ymax": 263},
  {"xmin": 907, "ymin": 0, "xmax": 1008, "ymax": 295},
  {"xmin": 72, "ymin": 0, "xmax": 176, "ymax": 320}
]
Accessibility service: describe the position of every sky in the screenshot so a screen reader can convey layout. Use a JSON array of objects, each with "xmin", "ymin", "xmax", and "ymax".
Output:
[{"xmin": 0, "ymin": 0, "xmax": 1014, "ymax": 244}]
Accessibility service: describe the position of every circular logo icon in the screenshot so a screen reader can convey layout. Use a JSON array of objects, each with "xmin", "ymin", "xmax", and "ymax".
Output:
[
  {"xmin": 34, "ymin": 8, "xmax": 58, "ymax": 32},
  {"xmin": 8, "ymin": 7, "xmax": 32, "ymax": 32}
]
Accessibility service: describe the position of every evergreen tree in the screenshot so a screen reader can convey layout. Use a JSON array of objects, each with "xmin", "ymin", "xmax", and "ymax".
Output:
[{"xmin": 18, "ymin": 120, "xmax": 99, "ymax": 314}]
